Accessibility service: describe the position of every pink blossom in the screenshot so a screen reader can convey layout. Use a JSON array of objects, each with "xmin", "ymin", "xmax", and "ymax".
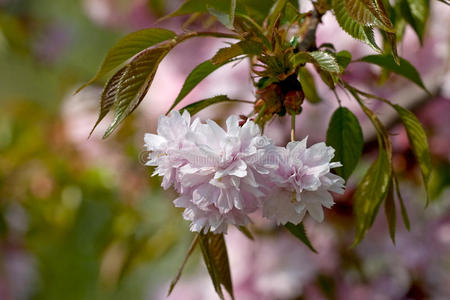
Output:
[{"xmin": 263, "ymin": 137, "xmax": 345, "ymax": 224}]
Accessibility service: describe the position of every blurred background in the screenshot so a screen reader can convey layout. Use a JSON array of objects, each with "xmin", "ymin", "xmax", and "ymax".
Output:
[{"xmin": 0, "ymin": 0, "xmax": 449, "ymax": 299}]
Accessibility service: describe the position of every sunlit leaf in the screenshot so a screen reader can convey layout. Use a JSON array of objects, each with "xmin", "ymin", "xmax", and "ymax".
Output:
[
  {"xmin": 352, "ymin": 146, "xmax": 391, "ymax": 246},
  {"xmin": 199, "ymin": 233, "xmax": 234, "ymax": 300},
  {"xmin": 393, "ymin": 104, "xmax": 432, "ymax": 204},
  {"xmin": 291, "ymin": 51, "xmax": 341, "ymax": 73},
  {"xmin": 285, "ymin": 222, "xmax": 318, "ymax": 253},
  {"xmin": 168, "ymin": 60, "xmax": 229, "ymax": 113},
  {"xmin": 344, "ymin": 0, "xmax": 394, "ymax": 32},
  {"xmin": 384, "ymin": 182, "xmax": 396, "ymax": 244},
  {"xmin": 211, "ymin": 40, "xmax": 263, "ymax": 65},
  {"xmin": 357, "ymin": 54, "xmax": 428, "ymax": 92},
  {"xmin": 298, "ymin": 67, "xmax": 322, "ymax": 103},
  {"xmin": 104, "ymin": 45, "xmax": 170, "ymax": 138},
  {"xmin": 332, "ymin": 0, "xmax": 381, "ymax": 51},
  {"xmin": 77, "ymin": 28, "xmax": 175, "ymax": 92},
  {"xmin": 326, "ymin": 107, "xmax": 364, "ymax": 181}
]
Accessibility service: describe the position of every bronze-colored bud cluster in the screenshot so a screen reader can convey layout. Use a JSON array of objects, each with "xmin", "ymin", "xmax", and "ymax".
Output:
[{"xmin": 254, "ymin": 74, "xmax": 305, "ymax": 124}]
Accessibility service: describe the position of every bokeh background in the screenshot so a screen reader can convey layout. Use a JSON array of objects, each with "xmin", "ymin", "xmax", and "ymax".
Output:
[{"xmin": 0, "ymin": 0, "xmax": 449, "ymax": 299}]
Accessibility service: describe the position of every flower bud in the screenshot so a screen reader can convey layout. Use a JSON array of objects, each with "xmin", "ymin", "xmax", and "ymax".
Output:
[{"xmin": 283, "ymin": 89, "xmax": 304, "ymax": 115}]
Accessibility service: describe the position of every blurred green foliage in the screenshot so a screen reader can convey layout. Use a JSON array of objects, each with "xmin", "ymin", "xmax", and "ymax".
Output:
[{"xmin": 0, "ymin": 1, "xmax": 199, "ymax": 299}]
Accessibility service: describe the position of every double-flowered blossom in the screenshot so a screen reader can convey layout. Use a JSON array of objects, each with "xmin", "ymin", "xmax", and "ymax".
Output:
[
  {"xmin": 262, "ymin": 138, "xmax": 345, "ymax": 225},
  {"xmin": 144, "ymin": 111, "xmax": 345, "ymax": 233}
]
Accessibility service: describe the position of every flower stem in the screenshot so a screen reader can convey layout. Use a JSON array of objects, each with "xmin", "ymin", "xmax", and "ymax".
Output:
[{"xmin": 290, "ymin": 112, "xmax": 296, "ymax": 142}]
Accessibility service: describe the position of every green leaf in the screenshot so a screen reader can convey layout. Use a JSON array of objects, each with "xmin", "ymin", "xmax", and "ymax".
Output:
[
  {"xmin": 180, "ymin": 95, "xmax": 235, "ymax": 115},
  {"xmin": 199, "ymin": 233, "xmax": 234, "ymax": 300},
  {"xmin": 168, "ymin": 60, "xmax": 228, "ymax": 113},
  {"xmin": 266, "ymin": 0, "xmax": 288, "ymax": 34},
  {"xmin": 168, "ymin": 235, "xmax": 199, "ymax": 295},
  {"xmin": 211, "ymin": 40, "xmax": 263, "ymax": 65},
  {"xmin": 326, "ymin": 107, "xmax": 364, "ymax": 181},
  {"xmin": 285, "ymin": 222, "xmax": 318, "ymax": 253},
  {"xmin": 332, "ymin": 0, "xmax": 381, "ymax": 51},
  {"xmin": 401, "ymin": 0, "xmax": 429, "ymax": 44},
  {"xmin": 298, "ymin": 67, "xmax": 322, "ymax": 104},
  {"xmin": 358, "ymin": 54, "xmax": 428, "ymax": 92},
  {"xmin": 393, "ymin": 104, "xmax": 432, "ymax": 204},
  {"xmin": 77, "ymin": 28, "xmax": 176, "ymax": 92},
  {"xmin": 309, "ymin": 51, "xmax": 341, "ymax": 73},
  {"xmin": 103, "ymin": 45, "xmax": 170, "ymax": 138},
  {"xmin": 344, "ymin": 0, "xmax": 394, "ymax": 32},
  {"xmin": 384, "ymin": 182, "xmax": 396, "ymax": 244},
  {"xmin": 335, "ymin": 50, "xmax": 352, "ymax": 70},
  {"xmin": 393, "ymin": 174, "xmax": 410, "ymax": 230},
  {"xmin": 89, "ymin": 66, "xmax": 127, "ymax": 137},
  {"xmin": 291, "ymin": 51, "xmax": 341, "ymax": 73},
  {"xmin": 352, "ymin": 146, "xmax": 391, "ymax": 246},
  {"xmin": 163, "ymin": 0, "xmax": 231, "ymax": 18}
]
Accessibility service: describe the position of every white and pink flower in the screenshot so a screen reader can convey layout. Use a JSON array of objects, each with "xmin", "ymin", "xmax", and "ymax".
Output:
[{"xmin": 144, "ymin": 111, "xmax": 345, "ymax": 233}]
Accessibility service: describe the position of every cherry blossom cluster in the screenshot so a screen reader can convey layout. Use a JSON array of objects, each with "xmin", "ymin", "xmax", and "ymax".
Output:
[{"xmin": 144, "ymin": 111, "xmax": 345, "ymax": 233}]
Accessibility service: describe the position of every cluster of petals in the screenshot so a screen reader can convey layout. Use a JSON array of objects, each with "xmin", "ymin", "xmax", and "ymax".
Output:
[{"xmin": 144, "ymin": 111, "xmax": 345, "ymax": 233}]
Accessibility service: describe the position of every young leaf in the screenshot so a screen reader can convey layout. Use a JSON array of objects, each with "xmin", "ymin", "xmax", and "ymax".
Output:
[
  {"xmin": 331, "ymin": 0, "xmax": 381, "ymax": 51},
  {"xmin": 104, "ymin": 45, "xmax": 170, "ymax": 138},
  {"xmin": 401, "ymin": 0, "xmax": 429, "ymax": 44},
  {"xmin": 291, "ymin": 51, "xmax": 341, "ymax": 73},
  {"xmin": 168, "ymin": 235, "xmax": 199, "ymax": 295},
  {"xmin": 168, "ymin": 60, "xmax": 229, "ymax": 113},
  {"xmin": 298, "ymin": 67, "xmax": 322, "ymax": 103},
  {"xmin": 237, "ymin": 226, "xmax": 254, "ymax": 240},
  {"xmin": 163, "ymin": 0, "xmax": 231, "ymax": 18},
  {"xmin": 77, "ymin": 28, "xmax": 176, "ymax": 92},
  {"xmin": 199, "ymin": 233, "xmax": 234, "ymax": 300},
  {"xmin": 266, "ymin": 0, "xmax": 288, "ymax": 34},
  {"xmin": 89, "ymin": 66, "xmax": 127, "ymax": 137},
  {"xmin": 285, "ymin": 222, "xmax": 318, "ymax": 253},
  {"xmin": 180, "ymin": 95, "xmax": 235, "ymax": 115},
  {"xmin": 344, "ymin": 0, "xmax": 394, "ymax": 32},
  {"xmin": 357, "ymin": 54, "xmax": 428, "ymax": 92},
  {"xmin": 211, "ymin": 40, "xmax": 262, "ymax": 65},
  {"xmin": 393, "ymin": 104, "xmax": 432, "ymax": 204},
  {"xmin": 309, "ymin": 51, "xmax": 341, "ymax": 73},
  {"xmin": 384, "ymin": 182, "xmax": 396, "ymax": 244},
  {"xmin": 393, "ymin": 174, "xmax": 410, "ymax": 230},
  {"xmin": 326, "ymin": 107, "xmax": 364, "ymax": 181},
  {"xmin": 335, "ymin": 50, "xmax": 352, "ymax": 70},
  {"xmin": 352, "ymin": 146, "xmax": 391, "ymax": 246}
]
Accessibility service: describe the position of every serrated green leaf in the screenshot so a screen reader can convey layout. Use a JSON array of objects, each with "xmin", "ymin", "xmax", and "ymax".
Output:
[
  {"xmin": 344, "ymin": 0, "xmax": 393, "ymax": 32},
  {"xmin": 285, "ymin": 222, "xmax": 318, "ymax": 253},
  {"xmin": 104, "ymin": 46, "xmax": 170, "ymax": 138},
  {"xmin": 358, "ymin": 54, "xmax": 428, "ymax": 92},
  {"xmin": 89, "ymin": 66, "xmax": 127, "ymax": 137},
  {"xmin": 163, "ymin": 0, "xmax": 231, "ymax": 18},
  {"xmin": 352, "ymin": 146, "xmax": 391, "ymax": 246},
  {"xmin": 335, "ymin": 50, "xmax": 352, "ymax": 70},
  {"xmin": 180, "ymin": 95, "xmax": 234, "ymax": 115},
  {"xmin": 402, "ymin": 0, "xmax": 429, "ymax": 44},
  {"xmin": 393, "ymin": 104, "xmax": 432, "ymax": 204},
  {"xmin": 211, "ymin": 40, "xmax": 262, "ymax": 65},
  {"xmin": 291, "ymin": 51, "xmax": 341, "ymax": 73},
  {"xmin": 298, "ymin": 67, "xmax": 322, "ymax": 104},
  {"xmin": 326, "ymin": 107, "xmax": 364, "ymax": 181},
  {"xmin": 77, "ymin": 28, "xmax": 175, "ymax": 92},
  {"xmin": 384, "ymin": 182, "xmax": 396, "ymax": 244},
  {"xmin": 168, "ymin": 60, "xmax": 229, "ymax": 113},
  {"xmin": 332, "ymin": 0, "xmax": 381, "ymax": 51},
  {"xmin": 199, "ymin": 233, "xmax": 234, "ymax": 300},
  {"xmin": 310, "ymin": 51, "xmax": 341, "ymax": 73}
]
